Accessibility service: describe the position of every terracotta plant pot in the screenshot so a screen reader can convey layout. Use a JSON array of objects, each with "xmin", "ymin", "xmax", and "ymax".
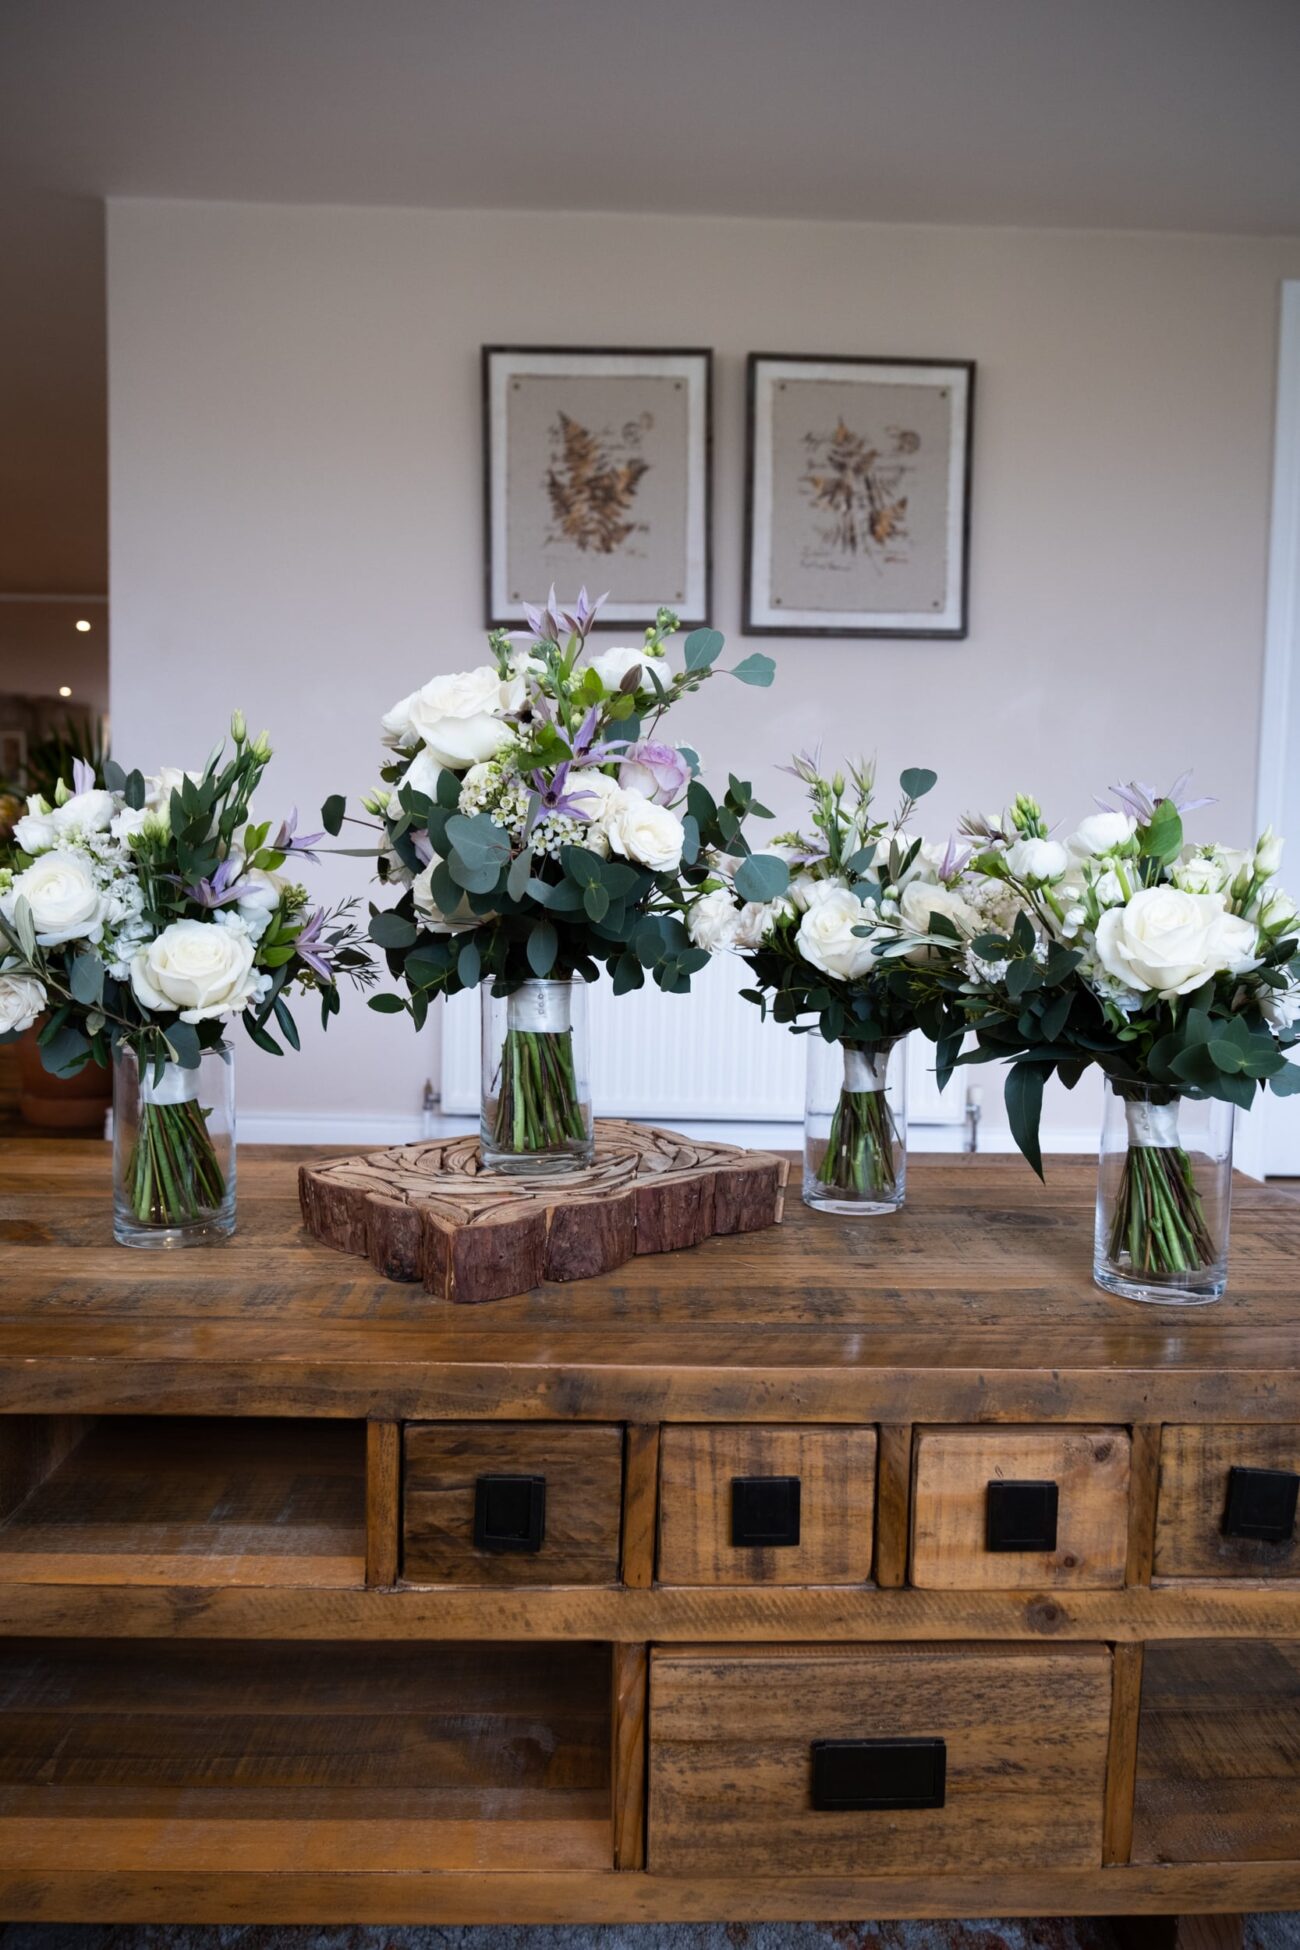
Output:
[{"xmin": 17, "ymin": 1026, "xmax": 112, "ymax": 1132}]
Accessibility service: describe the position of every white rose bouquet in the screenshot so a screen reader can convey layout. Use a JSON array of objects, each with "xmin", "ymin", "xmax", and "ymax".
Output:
[
  {"xmin": 684, "ymin": 753, "xmax": 972, "ymax": 1206},
  {"xmin": 947, "ymin": 781, "xmax": 1300, "ymax": 1285},
  {"xmin": 0, "ymin": 720, "xmax": 371, "ymax": 1234},
  {"xmin": 351, "ymin": 589, "xmax": 773, "ymax": 1161}
]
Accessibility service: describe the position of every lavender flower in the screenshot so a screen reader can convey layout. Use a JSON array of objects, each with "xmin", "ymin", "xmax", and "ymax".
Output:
[
  {"xmin": 558, "ymin": 586, "xmax": 607, "ymax": 640},
  {"xmin": 270, "ymin": 808, "xmax": 326, "ymax": 860},
  {"xmin": 523, "ymin": 585, "xmax": 564, "ymax": 646},
  {"xmin": 294, "ymin": 907, "xmax": 335, "ymax": 982},
  {"xmin": 527, "ymin": 761, "xmax": 597, "ymax": 831},
  {"xmin": 181, "ymin": 856, "xmax": 254, "ymax": 910},
  {"xmin": 1097, "ymin": 775, "xmax": 1215, "ymax": 822}
]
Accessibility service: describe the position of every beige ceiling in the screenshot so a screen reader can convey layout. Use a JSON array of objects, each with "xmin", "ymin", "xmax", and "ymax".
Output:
[{"xmin": 4, "ymin": 0, "xmax": 1300, "ymax": 598}]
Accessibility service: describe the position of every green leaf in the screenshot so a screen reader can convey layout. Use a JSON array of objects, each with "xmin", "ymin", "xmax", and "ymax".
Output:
[
  {"xmin": 506, "ymin": 848, "xmax": 534, "ymax": 902},
  {"xmin": 1005, "ymin": 958, "xmax": 1041, "ymax": 999},
  {"xmin": 686, "ymin": 780, "xmax": 717, "ymax": 830},
  {"xmin": 583, "ymin": 882, "xmax": 610, "ymax": 922},
  {"xmin": 1207, "ymin": 1039, "xmax": 1246, "ymax": 1073},
  {"xmin": 611, "ymin": 952, "xmax": 644, "ymax": 996},
  {"xmin": 1270, "ymin": 1061, "xmax": 1300, "ymax": 1096},
  {"xmin": 369, "ymin": 910, "xmax": 418, "ymax": 949},
  {"xmin": 11, "ymin": 897, "xmax": 37, "ymax": 962},
  {"xmin": 69, "ymin": 954, "xmax": 105, "ymax": 1008},
  {"xmin": 367, "ymin": 993, "xmax": 408, "ymax": 1014},
  {"xmin": 448, "ymin": 855, "xmax": 504, "ymax": 896},
  {"xmin": 163, "ymin": 1021, "xmax": 201, "ymax": 1069},
  {"xmin": 843, "ymin": 844, "xmax": 877, "ymax": 876},
  {"xmin": 435, "ymin": 768, "xmax": 461, "ymax": 810},
  {"xmin": 457, "ymin": 937, "xmax": 482, "ymax": 987},
  {"xmin": 730, "ymin": 653, "xmax": 775, "ymax": 687},
  {"xmin": 124, "ymin": 769, "xmax": 146, "ymax": 812},
  {"xmin": 681, "ymin": 813, "xmax": 700, "ymax": 867},
  {"xmin": 321, "ymin": 794, "xmax": 346, "ymax": 836},
  {"xmin": 559, "ymin": 844, "xmax": 607, "ymax": 888},
  {"xmin": 1005, "ymin": 1062, "xmax": 1047, "ymax": 1179},
  {"xmin": 527, "ymin": 876, "xmax": 585, "ymax": 912},
  {"xmin": 444, "ymin": 812, "xmax": 511, "ymax": 871},
  {"xmin": 734, "ymin": 853, "xmax": 790, "ymax": 903},
  {"xmin": 899, "ymin": 767, "xmax": 937, "ymax": 801},
  {"xmin": 683, "ymin": 627, "xmax": 724, "ymax": 671},
  {"xmin": 272, "ymin": 998, "xmax": 301, "ymax": 1052},
  {"xmin": 526, "ymin": 919, "xmax": 558, "ymax": 977},
  {"xmin": 1139, "ymin": 798, "xmax": 1183, "ymax": 865},
  {"xmin": 243, "ymin": 1016, "xmax": 283, "ymax": 1056}
]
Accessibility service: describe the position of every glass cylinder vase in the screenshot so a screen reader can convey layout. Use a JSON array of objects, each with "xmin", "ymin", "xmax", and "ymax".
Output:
[
  {"xmin": 112, "ymin": 1043, "xmax": 236, "ymax": 1248},
  {"xmin": 1094, "ymin": 1082, "xmax": 1233, "ymax": 1305},
  {"xmin": 803, "ymin": 1034, "xmax": 907, "ymax": 1216},
  {"xmin": 480, "ymin": 978, "xmax": 594, "ymax": 1176}
]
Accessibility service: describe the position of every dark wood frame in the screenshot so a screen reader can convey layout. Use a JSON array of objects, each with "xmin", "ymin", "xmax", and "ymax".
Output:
[
  {"xmin": 742, "ymin": 351, "xmax": 976, "ymax": 640},
  {"xmin": 482, "ymin": 345, "xmax": 714, "ymax": 631}
]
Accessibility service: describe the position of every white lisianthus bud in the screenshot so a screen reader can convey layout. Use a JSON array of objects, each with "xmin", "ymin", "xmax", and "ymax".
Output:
[
  {"xmin": 1255, "ymin": 826, "xmax": 1284, "ymax": 876},
  {"xmin": 1070, "ymin": 811, "xmax": 1137, "ymax": 858},
  {"xmin": 53, "ymin": 778, "xmax": 72, "ymax": 807},
  {"xmin": 231, "ymin": 709, "xmax": 247, "ymax": 744},
  {"xmin": 1004, "ymin": 837, "xmax": 1070, "ymax": 884}
]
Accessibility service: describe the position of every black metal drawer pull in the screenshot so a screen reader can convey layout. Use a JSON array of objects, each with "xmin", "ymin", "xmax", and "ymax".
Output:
[
  {"xmin": 1222, "ymin": 1465, "xmax": 1299, "ymax": 1543},
  {"xmin": 731, "ymin": 1475, "xmax": 801, "ymax": 1548},
  {"xmin": 811, "ymin": 1737, "xmax": 947, "ymax": 1811},
  {"xmin": 986, "ymin": 1478, "xmax": 1059, "ymax": 1553},
  {"xmin": 473, "ymin": 1473, "xmax": 546, "ymax": 1552}
]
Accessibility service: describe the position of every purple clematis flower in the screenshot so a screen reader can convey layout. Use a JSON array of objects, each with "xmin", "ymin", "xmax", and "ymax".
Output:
[
  {"xmin": 938, "ymin": 833, "xmax": 973, "ymax": 883},
  {"xmin": 776, "ymin": 747, "xmax": 824, "ymax": 786},
  {"xmin": 271, "ymin": 808, "xmax": 326, "ymax": 860},
  {"xmin": 528, "ymin": 761, "xmax": 599, "ymax": 831},
  {"xmin": 559, "ymin": 586, "xmax": 607, "ymax": 640},
  {"xmin": 294, "ymin": 908, "xmax": 335, "ymax": 981},
  {"xmin": 1097, "ymin": 774, "xmax": 1216, "ymax": 822},
  {"xmin": 181, "ymin": 856, "xmax": 254, "ymax": 910},
  {"xmin": 523, "ymin": 585, "xmax": 565, "ymax": 646},
  {"xmin": 618, "ymin": 740, "xmax": 690, "ymax": 805}
]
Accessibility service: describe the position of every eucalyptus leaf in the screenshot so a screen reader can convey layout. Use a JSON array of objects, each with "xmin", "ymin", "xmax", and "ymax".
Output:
[
  {"xmin": 683, "ymin": 628, "xmax": 724, "ymax": 671},
  {"xmin": 69, "ymin": 953, "xmax": 105, "ymax": 1008},
  {"xmin": 899, "ymin": 767, "xmax": 937, "ymax": 801},
  {"xmin": 369, "ymin": 910, "xmax": 418, "ymax": 949},
  {"xmin": 457, "ymin": 937, "xmax": 482, "ymax": 987},
  {"xmin": 321, "ymin": 794, "xmax": 346, "ymax": 836},
  {"xmin": 734, "ymin": 853, "xmax": 790, "ymax": 903},
  {"xmin": 730, "ymin": 653, "xmax": 775, "ymax": 687},
  {"xmin": 526, "ymin": 919, "xmax": 558, "ymax": 977}
]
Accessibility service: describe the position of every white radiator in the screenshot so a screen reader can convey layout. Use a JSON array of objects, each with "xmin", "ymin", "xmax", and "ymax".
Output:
[{"xmin": 439, "ymin": 955, "xmax": 965, "ymax": 1127}]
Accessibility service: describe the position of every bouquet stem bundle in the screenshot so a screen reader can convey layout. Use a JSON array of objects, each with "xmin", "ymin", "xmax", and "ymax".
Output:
[
  {"xmin": 126, "ymin": 1098, "xmax": 227, "ymax": 1227},
  {"xmin": 493, "ymin": 1027, "xmax": 588, "ymax": 1156},
  {"xmin": 815, "ymin": 1085, "xmax": 900, "ymax": 1199},
  {"xmin": 1107, "ymin": 1135, "xmax": 1217, "ymax": 1279}
]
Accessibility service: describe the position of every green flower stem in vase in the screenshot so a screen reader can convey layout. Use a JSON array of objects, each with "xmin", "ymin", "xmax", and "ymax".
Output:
[
  {"xmin": 804, "ymin": 1038, "xmax": 907, "ymax": 1216},
  {"xmin": 112, "ymin": 1046, "xmax": 236, "ymax": 1247},
  {"xmin": 1093, "ymin": 1085, "xmax": 1233, "ymax": 1305},
  {"xmin": 481, "ymin": 979, "xmax": 594, "ymax": 1175}
]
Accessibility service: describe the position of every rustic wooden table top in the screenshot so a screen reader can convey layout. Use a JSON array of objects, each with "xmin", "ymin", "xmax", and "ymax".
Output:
[{"xmin": 2, "ymin": 1143, "xmax": 1299, "ymax": 1422}]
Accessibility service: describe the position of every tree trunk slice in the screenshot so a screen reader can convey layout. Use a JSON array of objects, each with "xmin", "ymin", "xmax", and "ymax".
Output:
[{"xmin": 299, "ymin": 1120, "xmax": 788, "ymax": 1305}]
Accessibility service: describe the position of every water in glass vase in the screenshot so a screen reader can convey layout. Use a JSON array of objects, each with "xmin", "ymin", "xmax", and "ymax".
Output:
[
  {"xmin": 112, "ymin": 1044, "xmax": 236, "ymax": 1248},
  {"xmin": 803, "ymin": 1035, "xmax": 907, "ymax": 1216},
  {"xmin": 480, "ymin": 978, "xmax": 594, "ymax": 1176},
  {"xmin": 1093, "ymin": 1083, "xmax": 1233, "ymax": 1304}
]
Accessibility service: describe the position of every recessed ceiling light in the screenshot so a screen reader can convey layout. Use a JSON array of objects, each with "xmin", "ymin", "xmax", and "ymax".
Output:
[
  {"xmin": 58, "ymin": 685, "xmax": 72, "ymax": 697},
  {"xmin": 75, "ymin": 619, "xmax": 91, "ymax": 632}
]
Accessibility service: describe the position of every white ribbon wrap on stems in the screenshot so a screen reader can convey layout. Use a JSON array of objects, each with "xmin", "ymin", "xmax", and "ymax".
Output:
[
  {"xmin": 508, "ymin": 980, "xmax": 573, "ymax": 1036},
  {"xmin": 139, "ymin": 1061, "xmax": 201, "ymax": 1107},
  {"xmin": 843, "ymin": 1046, "xmax": 890, "ymax": 1094},
  {"xmin": 1125, "ymin": 1099, "xmax": 1180, "ymax": 1149}
]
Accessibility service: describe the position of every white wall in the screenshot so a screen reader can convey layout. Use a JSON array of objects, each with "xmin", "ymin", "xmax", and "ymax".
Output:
[{"xmin": 107, "ymin": 200, "xmax": 1300, "ymax": 1143}]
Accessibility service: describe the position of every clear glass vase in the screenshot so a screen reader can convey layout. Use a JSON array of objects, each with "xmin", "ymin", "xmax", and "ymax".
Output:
[
  {"xmin": 112, "ymin": 1043, "xmax": 236, "ymax": 1248},
  {"xmin": 1094, "ymin": 1082, "xmax": 1233, "ymax": 1305},
  {"xmin": 480, "ymin": 978, "xmax": 594, "ymax": 1175},
  {"xmin": 803, "ymin": 1034, "xmax": 907, "ymax": 1216}
]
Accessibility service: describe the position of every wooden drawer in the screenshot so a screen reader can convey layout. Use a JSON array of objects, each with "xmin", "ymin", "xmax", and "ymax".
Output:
[
  {"xmin": 649, "ymin": 1643, "xmax": 1111, "ymax": 1874},
  {"xmin": 1154, "ymin": 1425, "xmax": 1300, "ymax": 1578},
  {"xmin": 657, "ymin": 1425, "xmax": 876, "ymax": 1585},
  {"xmin": 402, "ymin": 1422, "xmax": 623, "ymax": 1585},
  {"xmin": 910, "ymin": 1426, "xmax": 1130, "ymax": 1589}
]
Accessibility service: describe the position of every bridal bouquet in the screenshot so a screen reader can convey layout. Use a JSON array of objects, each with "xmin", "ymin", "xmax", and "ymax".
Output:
[
  {"xmin": 355, "ymin": 588, "xmax": 774, "ymax": 1167},
  {"xmin": 950, "ymin": 780, "xmax": 1300, "ymax": 1296},
  {"xmin": 0, "ymin": 719, "xmax": 370, "ymax": 1238},
  {"xmin": 685, "ymin": 753, "xmax": 974, "ymax": 1211}
]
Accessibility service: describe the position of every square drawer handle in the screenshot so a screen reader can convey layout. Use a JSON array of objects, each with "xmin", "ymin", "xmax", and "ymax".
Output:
[
  {"xmin": 986, "ymin": 1478, "xmax": 1059, "ymax": 1553},
  {"xmin": 731, "ymin": 1475, "xmax": 801, "ymax": 1548},
  {"xmin": 1222, "ymin": 1465, "xmax": 1299, "ymax": 1543},
  {"xmin": 473, "ymin": 1474, "xmax": 546, "ymax": 1553},
  {"xmin": 811, "ymin": 1738, "xmax": 947, "ymax": 1811}
]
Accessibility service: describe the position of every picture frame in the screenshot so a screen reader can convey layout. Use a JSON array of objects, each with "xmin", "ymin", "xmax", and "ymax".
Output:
[
  {"xmin": 483, "ymin": 345, "xmax": 712, "ymax": 630},
  {"xmin": 744, "ymin": 353, "xmax": 975, "ymax": 638}
]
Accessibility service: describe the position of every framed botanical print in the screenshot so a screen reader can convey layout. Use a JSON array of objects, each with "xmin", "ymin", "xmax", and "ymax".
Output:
[
  {"xmin": 744, "ymin": 353, "xmax": 975, "ymax": 638},
  {"xmin": 483, "ymin": 345, "xmax": 712, "ymax": 629}
]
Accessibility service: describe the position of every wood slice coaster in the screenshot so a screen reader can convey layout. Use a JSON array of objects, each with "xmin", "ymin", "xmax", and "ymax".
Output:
[{"xmin": 299, "ymin": 1119, "xmax": 789, "ymax": 1304}]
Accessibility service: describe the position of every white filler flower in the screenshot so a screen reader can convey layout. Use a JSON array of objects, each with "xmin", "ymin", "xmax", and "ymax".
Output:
[
  {"xmin": 130, "ymin": 917, "xmax": 261, "ymax": 1022},
  {"xmin": 1094, "ymin": 886, "xmax": 1259, "ymax": 998}
]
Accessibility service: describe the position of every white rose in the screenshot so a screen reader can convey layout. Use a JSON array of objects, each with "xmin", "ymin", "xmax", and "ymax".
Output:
[
  {"xmin": 605, "ymin": 791, "xmax": 684, "ymax": 873},
  {"xmin": 733, "ymin": 898, "xmax": 791, "ymax": 949},
  {"xmin": 0, "ymin": 967, "xmax": 46, "ymax": 1034},
  {"xmin": 564, "ymin": 769, "xmax": 624, "ymax": 826},
  {"xmin": 1094, "ymin": 886, "xmax": 1260, "ymax": 999},
  {"xmin": 795, "ymin": 885, "xmax": 881, "ymax": 981},
  {"xmin": 13, "ymin": 809, "xmax": 59, "ymax": 854},
  {"xmin": 5, "ymin": 850, "xmax": 108, "ymax": 946},
  {"xmin": 405, "ymin": 667, "xmax": 516, "ymax": 770},
  {"xmin": 235, "ymin": 867, "xmax": 285, "ymax": 941},
  {"xmin": 1172, "ymin": 853, "xmax": 1227, "ymax": 896},
  {"xmin": 588, "ymin": 644, "xmax": 670, "ymax": 694},
  {"xmin": 130, "ymin": 916, "xmax": 261, "ymax": 1022},
  {"xmin": 51, "ymin": 788, "xmax": 115, "ymax": 837},
  {"xmin": 1071, "ymin": 812, "xmax": 1136, "ymax": 858},
  {"xmin": 687, "ymin": 887, "xmax": 741, "ymax": 952},
  {"xmin": 411, "ymin": 858, "xmax": 483, "ymax": 934},
  {"xmin": 1004, "ymin": 837, "xmax": 1070, "ymax": 884},
  {"xmin": 380, "ymin": 690, "xmax": 420, "ymax": 751},
  {"xmin": 399, "ymin": 748, "xmax": 444, "ymax": 803},
  {"xmin": 898, "ymin": 880, "xmax": 981, "ymax": 962},
  {"xmin": 787, "ymin": 869, "xmax": 824, "ymax": 913}
]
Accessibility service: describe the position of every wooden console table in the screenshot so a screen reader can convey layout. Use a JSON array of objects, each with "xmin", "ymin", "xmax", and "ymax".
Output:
[{"xmin": 1, "ymin": 1142, "xmax": 1299, "ymax": 1945}]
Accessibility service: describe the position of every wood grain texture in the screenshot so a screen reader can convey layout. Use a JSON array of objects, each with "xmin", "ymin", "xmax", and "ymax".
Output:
[
  {"xmin": 1126, "ymin": 1423, "xmax": 1162, "ymax": 1586},
  {"xmin": 1103, "ymin": 1641, "xmax": 1145, "ymax": 1866},
  {"xmin": 873, "ymin": 1423, "xmax": 911, "ymax": 1589},
  {"xmin": 8, "ymin": 1148, "xmax": 1300, "ymax": 1426},
  {"xmin": 649, "ymin": 1641, "xmax": 1111, "ymax": 1875},
  {"xmin": 0, "ymin": 1416, "xmax": 365, "ymax": 1587},
  {"xmin": 299, "ymin": 1121, "xmax": 787, "ymax": 1304},
  {"xmin": 657, "ymin": 1425, "xmax": 876, "ymax": 1585},
  {"xmin": 402, "ymin": 1421, "xmax": 623, "ymax": 1585},
  {"xmin": 620, "ymin": 1425, "xmax": 660, "ymax": 1589},
  {"xmin": 1155, "ymin": 1425, "xmax": 1300, "ymax": 1578},
  {"xmin": 365, "ymin": 1421, "xmax": 400, "ymax": 1588},
  {"xmin": 911, "ymin": 1425, "xmax": 1131, "ymax": 1590},
  {"xmin": 1133, "ymin": 1638, "xmax": 1300, "ymax": 1864},
  {"xmin": 0, "ymin": 1413, "xmax": 89, "ymax": 1523},
  {"xmin": 611, "ymin": 1641, "xmax": 648, "ymax": 1871}
]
